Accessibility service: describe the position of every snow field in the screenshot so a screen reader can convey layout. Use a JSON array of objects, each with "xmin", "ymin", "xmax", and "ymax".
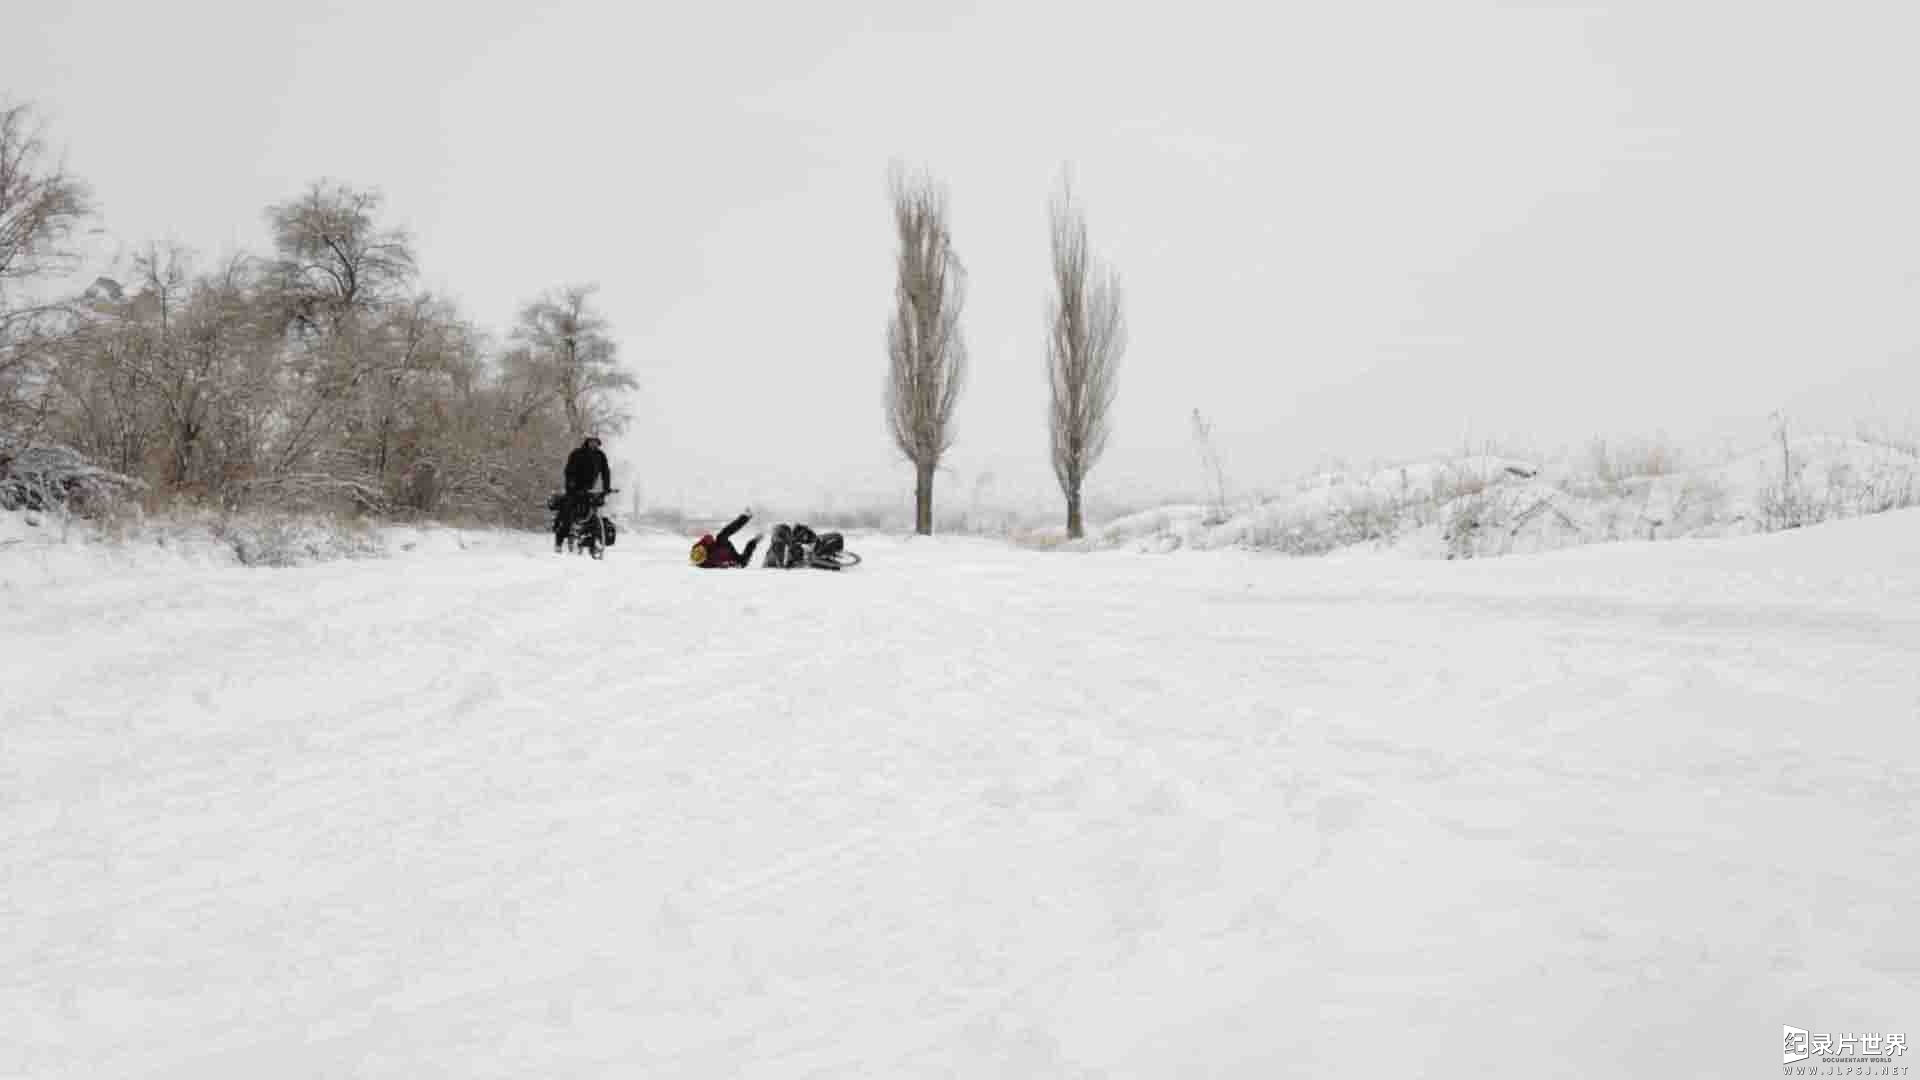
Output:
[{"xmin": 4, "ymin": 512, "xmax": 1918, "ymax": 1076}]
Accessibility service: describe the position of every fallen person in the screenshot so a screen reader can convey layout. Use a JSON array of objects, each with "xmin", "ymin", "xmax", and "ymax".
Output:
[
  {"xmin": 763, "ymin": 523, "xmax": 860, "ymax": 570},
  {"xmin": 690, "ymin": 510, "xmax": 761, "ymax": 568}
]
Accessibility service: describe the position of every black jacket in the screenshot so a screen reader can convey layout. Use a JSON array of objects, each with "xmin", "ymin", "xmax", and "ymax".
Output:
[{"xmin": 564, "ymin": 443, "xmax": 611, "ymax": 493}]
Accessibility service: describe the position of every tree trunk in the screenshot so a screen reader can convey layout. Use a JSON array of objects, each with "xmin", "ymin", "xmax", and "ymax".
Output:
[
  {"xmin": 1066, "ymin": 483, "xmax": 1083, "ymax": 540},
  {"xmin": 915, "ymin": 460, "xmax": 935, "ymax": 535},
  {"xmin": 170, "ymin": 421, "xmax": 197, "ymax": 489}
]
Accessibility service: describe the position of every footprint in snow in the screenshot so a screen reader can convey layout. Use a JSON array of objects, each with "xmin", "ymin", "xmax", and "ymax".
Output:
[
  {"xmin": 1312, "ymin": 790, "xmax": 1368, "ymax": 837},
  {"xmin": 452, "ymin": 672, "xmax": 504, "ymax": 714}
]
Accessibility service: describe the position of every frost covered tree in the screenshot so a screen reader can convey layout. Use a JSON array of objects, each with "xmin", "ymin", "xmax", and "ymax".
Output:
[
  {"xmin": 131, "ymin": 248, "xmax": 252, "ymax": 491},
  {"xmin": 52, "ymin": 247, "xmax": 280, "ymax": 501},
  {"xmin": 1191, "ymin": 408, "xmax": 1230, "ymax": 525},
  {"xmin": 52, "ymin": 280, "xmax": 156, "ymax": 477},
  {"xmin": 3, "ymin": 127, "xmax": 636, "ymax": 525},
  {"xmin": 261, "ymin": 181, "xmax": 418, "ymax": 503},
  {"xmin": 360, "ymin": 292, "xmax": 468, "ymax": 490},
  {"xmin": 885, "ymin": 164, "xmax": 967, "ymax": 535},
  {"xmin": 511, "ymin": 283, "xmax": 633, "ymax": 439},
  {"xmin": 265, "ymin": 181, "xmax": 415, "ymax": 336},
  {"xmin": 1046, "ymin": 177, "xmax": 1124, "ymax": 540},
  {"xmin": 0, "ymin": 103, "xmax": 94, "ymax": 440}
]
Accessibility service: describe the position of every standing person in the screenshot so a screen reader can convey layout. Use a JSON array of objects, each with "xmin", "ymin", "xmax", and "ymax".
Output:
[
  {"xmin": 690, "ymin": 509, "xmax": 761, "ymax": 568},
  {"xmin": 555, "ymin": 435, "xmax": 612, "ymax": 552}
]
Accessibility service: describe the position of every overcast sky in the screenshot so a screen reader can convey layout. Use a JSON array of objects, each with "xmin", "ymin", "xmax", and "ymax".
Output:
[{"xmin": 13, "ymin": 0, "xmax": 1920, "ymax": 509}]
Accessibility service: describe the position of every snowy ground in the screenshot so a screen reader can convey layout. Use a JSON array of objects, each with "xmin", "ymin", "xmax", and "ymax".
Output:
[{"xmin": 4, "ymin": 512, "xmax": 1918, "ymax": 1077}]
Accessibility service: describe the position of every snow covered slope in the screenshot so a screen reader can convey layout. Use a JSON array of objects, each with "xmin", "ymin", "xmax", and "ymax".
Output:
[
  {"xmin": 4, "ymin": 512, "xmax": 1917, "ymax": 1076},
  {"xmin": 1092, "ymin": 435, "xmax": 1920, "ymax": 559}
]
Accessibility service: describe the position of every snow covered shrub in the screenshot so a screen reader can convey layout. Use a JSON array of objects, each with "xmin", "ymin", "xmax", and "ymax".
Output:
[
  {"xmin": 1258, "ymin": 517, "xmax": 1340, "ymax": 556},
  {"xmin": 1631, "ymin": 472, "xmax": 1727, "ymax": 540},
  {"xmin": 1440, "ymin": 483, "xmax": 1584, "ymax": 559},
  {"xmin": 1009, "ymin": 526, "xmax": 1078, "ymax": 550},
  {"xmin": 1850, "ymin": 467, "xmax": 1916, "ymax": 517},
  {"xmin": 1758, "ymin": 479, "xmax": 1819, "ymax": 532},
  {"xmin": 1191, "ymin": 409, "xmax": 1232, "ymax": 525},
  {"xmin": 212, "ymin": 512, "xmax": 385, "ymax": 567},
  {"xmin": 1735, "ymin": 434, "xmax": 1919, "ymax": 534},
  {"xmin": 1247, "ymin": 507, "xmax": 1372, "ymax": 557},
  {"xmin": 1334, "ymin": 497, "xmax": 1403, "ymax": 548},
  {"xmin": 1427, "ymin": 461, "xmax": 1493, "ymax": 504},
  {"xmin": 1584, "ymin": 436, "xmax": 1677, "ymax": 491},
  {"xmin": 0, "ymin": 441, "xmax": 144, "ymax": 514}
]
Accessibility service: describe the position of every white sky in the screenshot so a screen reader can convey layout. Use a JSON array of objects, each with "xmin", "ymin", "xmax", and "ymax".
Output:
[{"xmin": 12, "ymin": 0, "xmax": 1920, "ymax": 509}]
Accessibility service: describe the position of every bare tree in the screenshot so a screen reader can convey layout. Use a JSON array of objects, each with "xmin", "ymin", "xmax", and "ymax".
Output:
[
  {"xmin": 353, "ymin": 292, "xmax": 467, "ymax": 490},
  {"xmin": 1191, "ymin": 407, "xmax": 1230, "ymax": 525},
  {"xmin": 53, "ymin": 296, "xmax": 156, "ymax": 476},
  {"xmin": 885, "ymin": 165, "xmax": 967, "ymax": 535},
  {"xmin": 1046, "ymin": 177, "xmax": 1124, "ymax": 539},
  {"xmin": 265, "ymin": 180, "xmax": 414, "ymax": 337},
  {"xmin": 7, "ymin": 144, "xmax": 638, "ymax": 527},
  {"xmin": 511, "ymin": 283, "xmax": 633, "ymax": 438},
  {"xmin": 0, "ymin": 103, "xmax": 94, "ymax": 437},
  {"xmin": 496, "ymin": 344, "xmax": 557, "ymax": 433},
  {"xmin": 262, "ymin": 181, "xmax": 416, "ymax": 492},
  {"xmin": 65, "ymin": 247, "xmax": 278, "ymax": 498},
  {"xmin": 125, "ymin": 247, "xmax": 198, "ymax": 488}
]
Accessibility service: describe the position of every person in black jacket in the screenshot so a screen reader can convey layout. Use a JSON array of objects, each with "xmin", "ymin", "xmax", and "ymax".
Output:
[{"xmin": 555, "ymin": 435, "xmax": 612, "ymax": 551}]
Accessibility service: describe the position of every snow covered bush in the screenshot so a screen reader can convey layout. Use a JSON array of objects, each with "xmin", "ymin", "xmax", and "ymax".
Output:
[
  {"xmin": 0, "ymin": 441, "xmax": 144, "ymax": 514},
  {"xmin": 1062, "ymin": 433, "xmax": 1919, "ymax": 561},
  {"xmin": 1438, "ymin": 483, "xmax": 1587, "ymax": 559},
  {"xmin": 210, "ymin": 511, "xmax": 386, "ymax": 568}
]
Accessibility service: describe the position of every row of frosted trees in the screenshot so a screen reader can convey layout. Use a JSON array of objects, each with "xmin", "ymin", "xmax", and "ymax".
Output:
[
  {"xmin": 0, "ymin": 103, "xmax": 632, "ymax": 524},
  {"xmin": 5, "ymin": 101, "xmax": 1126, "ymax": 536},
  {"xmin": 884, "ymin": 166, "xmax": 1126, "ymax": 540}
]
